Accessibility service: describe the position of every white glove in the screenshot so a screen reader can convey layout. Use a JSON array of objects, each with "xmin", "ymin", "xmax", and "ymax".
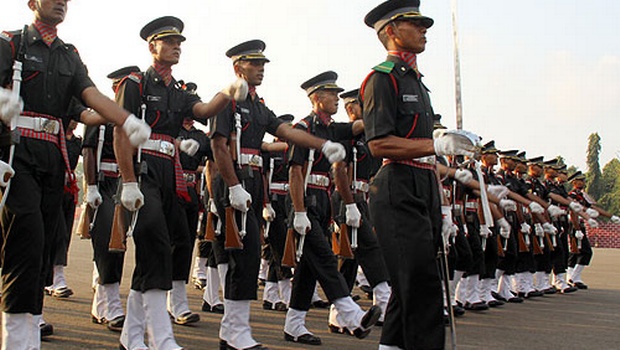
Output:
[
  {"xmin": 121, "ymin": 182, "xmax": 144, "ymax": 211},
  {"xmin": 122, "ymin": 114, "xmax": 151, "ymax": 147},
  {"xmin": 497, "ymin": 217, "xmax": 511, "ymax": 239},
  {"xmin": 528, "ymin": 201, "xmax": 545, "ymax": 214},
  {"xmin": 208, "ymin": 198, "xmax": 219, "ymax": 216},
  {"xmin": 547, "ymin": 204, "xmax": 566, "ymax": 218},
  {"xmin": 487, "ymin": 185, "xmax": 509, "ymax": 200},
  {"xmin": 228, "ymin": 184, "xmax": 251, "ymax": 212},
  {"xmin": 86, "ymin": 185, "xmax": 103, "ymax": 209},
  {"xmin": 345, "ymin": 203, "xmax": 362, "ymax": 228},
  {"xmin": 500, "ymin": 199, "xmax": 517, "ymax": 212},
  {"xmin": 611, "ymin": 215, "xmax": 620, "ymax": 224},
  {"xmin": 569, "ymin": 201, "xmax": 584, "ymax": 212},
  {"xmin": 0, "ymin": 160, "xmax": 15, "ymax": 187},
  {"xmin": 462, "ymin": 223, "xmax": 469, "ymax": 236},
  {"xmin": 179, "ymin": 139, "xmax": 200, "ymax": 156},
  {"xmin": 433, "ymin": 129, "xmax": 479, "ymax": 157},
  {"xmin": 454, "ymin": 168, "xmax": 473, "ymax": 184},
  {"xmin": 542, "ymin": 222, "xmax": 557, "ymax": 235},
  {"xmin": 293, "ymin": 211, "xmax": 311, "ymax": 235},
  {"xmin": 441, "ymin": 206, "xmax": 454, "ymax": 244},
  {"xmin": 534, "ymin": 223, "xmax": 544, "ymax": 237},
  {"xmin": 0, "ymin": 87, "xmax": 22, "ymax": 125},
  {"xmin": 585, "ymin": 208, "xmax": 599, "ymax": 218},
  {"xmin": 221, "ymin": 77, "xmax": 249, "ymax": 101},
  {"xmin": 574, "ymin": 230, "xmax": 584, "ymax": 240},
  {"xmin": 479, "ymin": 224, "xmax": 491, "ymax": 239},
  {"xmin": 587, "ymin": 218, "xmax": 599, "ymax": 228},
  {"xmin": 262, "ymin": 203, "xmax": 276, "ymax": 222},
  {"xmin": 321, "ymin": 140, "xmax": 346, "ymax": 163},
  {"xmin": 520, "ymin": 222, "xmax": 531, "ymax": 234}
]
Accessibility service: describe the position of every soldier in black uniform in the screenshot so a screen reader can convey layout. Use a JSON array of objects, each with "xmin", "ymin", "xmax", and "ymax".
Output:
[
  {"xmin": 362, "ymin": 1, "xmax": 479, "ymax": 348},
  {"xmin": 0, "ymin": 1, "xmax": 150, "ymax": 347},
  {"xmin": 283, "ymin": 71, "xmax": 379, "ymax": 346},
  {"xmin": 85, "ymin": 66, "xmax": 141, "ymax": 334},
  {"xmin": 261, "ymin": 114, "xmax": 294, "ymax": 312},
  {"xmin": 113, "ymin": 16, "xmax": 248, "ymax": 350},
  {"xmin": 209, "ymin": 41, "xmax": 347, "ymax": 350},
  {"xmin": 328, "ymin": 88, "xmax": 390, "ymax": 330}
]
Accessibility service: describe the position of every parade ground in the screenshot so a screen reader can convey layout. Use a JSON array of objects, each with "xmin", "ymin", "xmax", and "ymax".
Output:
[{"xmin": 14, "ymin": 236, "xmax": 620, "ymax": 349}]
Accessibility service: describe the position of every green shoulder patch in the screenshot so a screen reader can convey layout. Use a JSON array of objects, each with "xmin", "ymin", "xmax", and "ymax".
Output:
[{"xmin": 372, "ymin": 61, "xmax": 395, "ymax": 74}]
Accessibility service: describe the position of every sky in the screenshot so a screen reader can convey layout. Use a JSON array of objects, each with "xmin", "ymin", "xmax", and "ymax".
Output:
[{"xmin": 2, "ymin": 0, "xmax": 620, "ymax": 171}]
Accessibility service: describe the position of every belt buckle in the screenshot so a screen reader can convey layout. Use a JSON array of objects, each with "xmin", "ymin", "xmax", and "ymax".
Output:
[
  {"xmin": 248, "ymin": 154, "xmax": 261, "ymax": 167},
  {"xmin": 40, "ymin": 119, "xmax": 57, "ymax": 134},
  {"xmin": 184, "ymin": 173, "xmax": 196, "ymax": 182},
  {"xmin": 160, "ymin": 141, "xmax": 175, "ymax": 157},
  {"xmin": 318, "ymin": 176, "xmax": 329, "ymax": 187}
]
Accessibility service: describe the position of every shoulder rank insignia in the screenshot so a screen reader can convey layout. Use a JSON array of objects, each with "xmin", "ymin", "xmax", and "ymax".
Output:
[
  {"xmin": 0, "ymin": 31, "xmax": 15, "ymax": 42},
  {"xmin": 372, "ymin": 61, "xmax": 395, "ymax": 74},
  {"xmin": 295, "ymin": 119, "xmax": 310, "ymax": 129}
]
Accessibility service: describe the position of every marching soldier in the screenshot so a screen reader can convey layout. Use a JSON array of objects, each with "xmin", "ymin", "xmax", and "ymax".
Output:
[
  {"xmin": 328, "ymin": 88, "xmax": 390, "ymax": 329},
  {"xmin": 362, "ymin": 1, "xmax": 481, "ymax": 347},
  {"xmin": 209, "ymin": 41, "xmax": 347, "ymax": 350},
  {"xmin": 284, "ymin": 71, "xmax": 378, "ymax": 346},
  {"xmin": 113, "ymin": 16, "xmax": 248, "ymax": 350},
  {"xmin": 0, "ymin": 1, "xmax": 150, "ymax": 348}
]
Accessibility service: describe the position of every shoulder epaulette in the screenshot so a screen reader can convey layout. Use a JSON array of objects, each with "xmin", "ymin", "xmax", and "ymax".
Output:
[
  {"xmin": 127, "ymin": 72, "xmax": 143, "ymax": 84},
  {"xmin": 372, "ymin": 61, "xmax": 395, "ymax": 74},
  {"xmin": 0, "ymin": 31, "xmax": 15, "ymax": 42},
  {"xmin": 295, "ymin": 119, "xmax": 310, "ymax": 129}
]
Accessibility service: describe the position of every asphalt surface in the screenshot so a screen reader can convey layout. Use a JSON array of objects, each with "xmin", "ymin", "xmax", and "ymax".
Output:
[{"xmin": 4, "ymin": 235, "xmax": 620, "ymax": 349}]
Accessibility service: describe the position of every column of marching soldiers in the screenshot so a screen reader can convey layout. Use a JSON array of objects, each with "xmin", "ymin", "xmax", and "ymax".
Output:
[{"xmin": 3, "ymin": 3, "xmax": 620, "ymax": 350}]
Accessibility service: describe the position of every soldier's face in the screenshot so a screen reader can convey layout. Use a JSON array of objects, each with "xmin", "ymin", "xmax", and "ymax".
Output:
[
  {"xmin": 345, "ymin": 102, "xmax": 362, "ymax": 122},
  {"xmin": 150, "ymin": 37, "xmax": 182, "ymax": 66},
  {"xmin": 573, "ymin": 179, "xmax": 585, "ymax": 189},
  {"xmin": 29, "ymin": 0, "xmax": 69, "ymax": 26},
  {"xmin": 235, "ymin": 60, "xmax": 266, "ymax": 86},
  {"xmin": 314, "ymin": 90, "xmax": 339, "ymax": 115},
  {"xmin": 389, "ymin": 19, "xmax": 427, "ymax": 54},
  {"xmin": 482, "ymin": 153, "xmax": 497, "ymax": 167},
  {"xmin": 501, "ymin": 158, "xmax": 515, "ymax": 171}
]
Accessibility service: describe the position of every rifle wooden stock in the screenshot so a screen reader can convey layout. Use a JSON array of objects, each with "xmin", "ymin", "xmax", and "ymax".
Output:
[
  {"xmin": 531, "ymin": 234, "xmax": 544, "ymax": 255},
  {"xmin": 225, "ymin": 207, "xmax": 243, "ymax": 250},
  {"xmin": 75, "ymin": 204, "xmax": 92, "ymax": 239},
  {"xmin": 335, "ymin": 224, "xmax": 354, "ymax": 259},
  {"xmin": 544, "ymin": 234, "xmax": 555, "ymax": 252},
  {"xmin": 569, "ymin": 235, "xmax": 579, "ymax": 254},
  {"xmin": 259, "ymin": 224, "xmax": 265, "ymax": 245},
  {"xmin": 331, "ymin": 230, "xmax": 340, "ymax": 255},
  {"xmin": 518, "ymin": 232, "xmax": 530, "ymax": 253},
  {"xmin": 282, "ymin": 228, "xmax": 297, "ymax": 268},
  {"xmin": 204, "ymin": 212, "xmax": 217, "ymax": 242},
  {"xmin": 109, "ymin": 204, "xmax": 127, "ymax": 253},
  {"xmin": 496, "ymin": 235, "xmax": 505, "ymax": 258}
]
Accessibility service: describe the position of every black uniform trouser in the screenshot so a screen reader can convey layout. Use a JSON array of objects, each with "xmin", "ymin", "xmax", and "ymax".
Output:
[
  {"xmin": 550, "ymin": 219, "xmax": 567, "ymax": 274},
  {"xmin": 213, "ymin": 168, "xmax": 262, "ymax": 300},
  {"xmin": 496, "ymin": 212, "xmax": 518, "ymax": 275},
  {"xmin": 265, "ymin": 193, "xmax": 292, "ymax": 283},
  {"xmin": 90, "ymin": 176, "xmax": 125, "ymax": 284},
  {"xmin": 287, "ymin": 187, "xmax": 350, "ymax": 311},
  {"xmin": 534, "ymin": 236, "xmax": 552, "ymax": 273},
  {"xmin": 331, "ymin": 191, "xmax": 389, "ymax": 291},
  {"xmin": 130, "ymin": 154, "xmax": 190, "ymax": 291},
  {"xmin": 1, "ymin": 138, "xmax": 64, "ymax": 314},
  {"xmin": 52, "ymin": 191, "xmax": 75, "ymax": 267},
  {"xmin": 568, "ymin": 225, "xmax": 592, "ymax": 267},
  {"xmin": 483, "ymin": 229, "xmax": 499, "ymax": 279},
  {"xmin": 464, "ymin": 214, "xmax": 484, "ymax": 277},
  {"xmin": 369, "ymin": 164, "xmax": 444, "ymax": 350},
  {"xmin": 450, "ymin": 215, "xmax": 473, "ymax": 274}
]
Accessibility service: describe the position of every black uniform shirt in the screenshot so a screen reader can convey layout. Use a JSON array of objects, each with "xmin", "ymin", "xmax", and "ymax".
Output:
[
  {"xmin": 288, "ymin": 113, "xmax": 353, "ymax": 174},
  {"xmin": 210, "ymin": 94, "xmax": 281, "ymax": 154},
  {"xmin": 268, "ymin": 147, "xmax": 289, "ymax": 183},
  {"xmin": 346, "ymin": 133, "xmax": 381, "ymax": 182},
  {"xmin": 83, "ymin": 124, "xmax": 115, "ymax": 162},
  {"xmin": 0, "ymin": 25, "xmax": 94, "ymax": 128},
  {"xmin": 363, "ymin": 55, "xmax": 434, "ymax": 145},
  {"xmin": 178, "ymin": 126, "xmax": 211, "ymax": 171},
  {"xmin": 527, "ymin": 176, "xmax": 549, "ymax": 201},
  {"xmin": 65, "ymin": 134, "xmax": 82, "ymax": 171},
  {"xmin": 115, "ymin": 67, "xmax": 200, "ymax": 137}
]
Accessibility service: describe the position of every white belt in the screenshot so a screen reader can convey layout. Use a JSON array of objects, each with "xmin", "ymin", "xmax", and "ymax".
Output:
[
  {"xmin": 239, "ymin": 153, "xmax": 263, "ymax": 168},
  {"xmin": 465, "ymin": 201, "xmax": 478, "ymax": 209},
  {"xmin": 99, "ymin": 162, "xmax": 118, "ymax": 173},
  {"xmin": 270, "ymin": 182, "xmax": 289, "ymax": 192},
  {"xmin": 183, "ymin": 172, "xmax": 197, "ymax": 183},
  {"xmin": 308, "ymin": 174, "xmax": 330, "ymax": 187},
  {"xmin": 453, "ymin": 204, "xmax": 463, "ymax": 211},
  {"xmin": 352, "ymin": 180, "xmax": 369, "ymax": 193},
  {"xmin": 142, "ymin": 139, "xmax": 175, "ymax": 157},
  {"xmin": 17, "ymin": 116, "xmax": 60, "ymax": 135}
]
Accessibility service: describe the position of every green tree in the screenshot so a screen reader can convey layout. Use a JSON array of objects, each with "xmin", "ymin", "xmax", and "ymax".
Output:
[
  {"xmin": 585, "ymin": 133, "xmax": 603, "ymax": 200},
  {"xmin": 598, "ymin": 158, "xmax": 620, "ymax": 214}
]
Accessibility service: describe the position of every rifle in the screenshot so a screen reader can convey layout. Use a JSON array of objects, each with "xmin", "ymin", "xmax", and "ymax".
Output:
[
  {"xmin": 224, "ymin": 111, "xmax": 247, "ymax": 250},
  {"xmin": 108, "ymin": 182, "xmax": 127, "ymax": 252},
  {"xmin": 126, "ymin": 103, "xmax": 147, "ymax": 238},
  {"xmin": 531, "ymin": 224, "xmax": 544, "ymax": 255},
  {"xmin": 350, "ymin": 146, "xmax": 358, "ymax": 250},
  {"xmin": 282, "ymin": 228, "xmax": 297, "ymax": 268},
  {"xmin": 333, "ymin": 202, "xmax": 353, "ymax": 259},
  {"xmin": 0, "ymin": 25, "xmax": 27, "ymax": 212},
  {"xmin": 474, "ymin": 161, "xmax": 494, "ymax": 251},
  {"xmin": 515, "ymin": 205, "xmax": 530, "ymax": 253}
]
